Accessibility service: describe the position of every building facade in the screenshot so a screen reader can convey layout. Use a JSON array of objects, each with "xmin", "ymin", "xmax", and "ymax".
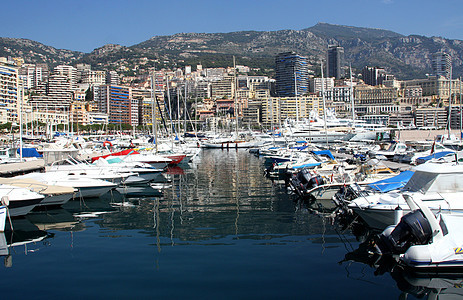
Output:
[
  {"xmin": 432, "ymin": 52, "xmax": 452, "ymax": 79},
  {"xmin": 275, "ymin": 52, "xmax": 309, "ymax": 97},
  {"xmin": 0, "ymin": 57, "xmax": 19, "ymax": 123},
  {"xmin": 326, "ymin": 46, "xmax": 344, "ymax": 79}
]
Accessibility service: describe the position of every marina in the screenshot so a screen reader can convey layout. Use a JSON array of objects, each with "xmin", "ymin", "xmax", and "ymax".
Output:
[{"xmin": 0, "ymin": 143, "xmax": 460, "ymax": 299}]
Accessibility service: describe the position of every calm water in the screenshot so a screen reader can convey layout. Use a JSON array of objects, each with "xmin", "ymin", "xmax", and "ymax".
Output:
[{"xmin": 0, "ymin": 150, "xmax": 445, "ymax": 299}]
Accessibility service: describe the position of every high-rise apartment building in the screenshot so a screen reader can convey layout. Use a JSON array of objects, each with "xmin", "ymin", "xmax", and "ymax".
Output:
[
  {"xmin": 275, "ymin": 52, "xmax": 309, "ymax": 97},
  {"xmin": 326, "ymin": 46, "xmax": 344, "ymax": 79},
  {"xmin": 19, "ymin": 64, "xmax": 44, "ymax": 89},
  {"xmin": 54, "ymin": 65, "xmax": 77, "ymax": 89},
  {"xmin": 0, "ymin": 57, "xmax": 19, "ymax": 123},
  {"xmin": 106, "ymin": 71, "xmax": 120, "ymax": 85},
  {"xmin": 47, "ymin": 73, "xmax": 73, "ymax": 104},
  {"xmin": 432, "ymin": 52, "xmax": 452, "ymax": 79},
  {"xmin": 96, "ymin": 85, "xmax": 137, "ymax": 125},
  {"xmin": 361, "ymin": 66, "xmax": 388, "ymax": 86},
  {"xmin": 82, "ymin": 70, "xmax": 106, "ymax": 85}
]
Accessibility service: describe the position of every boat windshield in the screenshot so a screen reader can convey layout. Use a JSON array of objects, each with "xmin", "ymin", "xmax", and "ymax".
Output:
[{"xmin": 403, "ymin": 171, "xmax": 463, "ymax": 193}]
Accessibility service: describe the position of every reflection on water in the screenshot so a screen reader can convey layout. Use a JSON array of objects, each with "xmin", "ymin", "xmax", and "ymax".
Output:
[{"xmin": 0, "ymin": 149, "xmax": 436, "ymax": 298}]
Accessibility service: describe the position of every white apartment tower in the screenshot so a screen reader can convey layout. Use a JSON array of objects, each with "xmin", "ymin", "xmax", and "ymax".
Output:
[
  {"xmin": 54, "ymin": 65, "xmax": 77, "ymax": 89},
  {"xmin": 432, "ymin": 52, "xmax": 452, "ymax": 79}
]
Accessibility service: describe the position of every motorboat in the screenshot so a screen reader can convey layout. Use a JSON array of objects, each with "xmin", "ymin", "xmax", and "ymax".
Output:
[
  {"xmin": 348, "ymin": 161, "xmax": 463, "ymax": 230},
  {"xmin": 47, "ymin": 158, "xmax": 137, "ymax": 185},
  {"xmin": 92, "ymin": 156, "xmax": 165, "ymax": 183},
  {"xmin": 18, "ymin": 172, "xmax": 117, "ymax": 199},
  {"xmin": 369, "ymin": 141, "xmax": 410, "ymax": 160},
  {"xmin": 0, "ymin": 177, "xmax": 75, "ymax": 208},
  {"xmin": 0, "ymin": 184, "xmax": 45, "ymax": 217},
  {"xmin": 120, "ymin": 153, "xmax": 172, "ymax": 169},
  {"xmin": 375, "ymin": 194, "xmax": 463, "ymax": 270}
]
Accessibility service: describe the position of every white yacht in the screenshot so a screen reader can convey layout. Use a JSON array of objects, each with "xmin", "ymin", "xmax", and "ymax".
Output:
[
  {"xmin": 0, "ymin": 177, "xmax": 75, "ymax": 207},
  {"xmin": 0, "ymin": 184, "xmax": 44, "ymax": 217},
  {"xmin": 18, "ymin": 172, "xmax": 117, "ymax": 199},
  {"xmin": 348, "ymin": 161, "xmax": 463, "ymax": 229}
]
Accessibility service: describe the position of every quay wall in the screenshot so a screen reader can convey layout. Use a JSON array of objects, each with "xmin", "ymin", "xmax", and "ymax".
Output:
[{"xmin": 397, "ymin": 129, "xmax": 461, "ymax": 142}]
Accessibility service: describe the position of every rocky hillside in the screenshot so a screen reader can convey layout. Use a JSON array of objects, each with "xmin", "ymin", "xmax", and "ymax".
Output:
[{"xmin": 2, "ymin": 23, "xmax": 463, "ymax": 79}]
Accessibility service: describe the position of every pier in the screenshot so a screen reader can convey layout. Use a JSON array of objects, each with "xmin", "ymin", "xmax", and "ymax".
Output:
[{"xmin": 0, "ymin": 159, "xmax": 45, "ymax": 177}]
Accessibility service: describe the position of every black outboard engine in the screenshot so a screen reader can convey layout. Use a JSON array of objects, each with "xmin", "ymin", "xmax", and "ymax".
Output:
[
  {"xmin": 290, "ymin": 169, "xmax": 324, "ymax": 198},
  {"xmin": 376, "ymin": 209, "xmax": 432, "ymax": 255}
]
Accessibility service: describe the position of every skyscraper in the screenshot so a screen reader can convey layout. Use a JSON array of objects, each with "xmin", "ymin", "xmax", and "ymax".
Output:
[
  {"xmin": 275, "ymin": 52, "xmax": 309, "ymax": 97},
  {"xmin": 361, "ymin": 66, "xmax": 387, "ymax": 86},
  {"xmin": 0, "ymin": 57, "xmax": 19, "ymax": 123},
  {"xmin": 432, "ymin": 52, "xmax": 452, "ymax": 79},
  {"xmin": 326, "ymin": 45, "xmax": 344, "ymax": 79}
]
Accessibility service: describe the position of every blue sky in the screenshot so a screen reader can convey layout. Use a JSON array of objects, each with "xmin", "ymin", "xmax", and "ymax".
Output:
[{"xmin": 2, "ymin": 0, "xmax": 463, "ymax": 53}]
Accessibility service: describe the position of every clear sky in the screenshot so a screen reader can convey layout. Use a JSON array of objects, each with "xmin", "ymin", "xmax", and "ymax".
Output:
[{"xmin": 2, "ymin": 0, "xmax": 463, "ymax": 53}]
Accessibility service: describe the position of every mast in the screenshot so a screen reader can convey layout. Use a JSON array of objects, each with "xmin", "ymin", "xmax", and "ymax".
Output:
[
  {"xmin": 184, "ymin": 82, "xmax": 187, "ymax": 136},
  {"xmin": 294, "ymin": 71, "xmax": 299, "ymax": 122},
  {"xmin": 448, "ymin": 64, "xmax": 453, "ymax": 139},
  {"xmin": 233, "ymin": 56, "xmax": 238, "ymax": 138},
  {"xmin": 321, "ymin": 61, "xmax": 328, "ymax": 146},
  {"xmin": 150, "ymin": 69, "xmax": 158, "ymax": 152},
  {"xmin": 19, "ymin": 81, "xmax": 23, "ymax": 161},
  {"xmin": 166, "ymin": 76, "xmax": 174, "ymax": 148},
  {"xmin": 460, "ymin": 77, "xmax": 462, "ymax": 139},
  {"xmin": 350, "ymin": 64, "xmax": 355, "ymax": 125},
  {"xmin": 177, "ymin": 87, "xmax": 180, "ymax": 139}
]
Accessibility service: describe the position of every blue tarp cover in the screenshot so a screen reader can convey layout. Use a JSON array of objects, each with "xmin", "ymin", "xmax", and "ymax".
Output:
[
  {"xmin": 291, "ymin": 145, "xmax": 308, "ymax": 151},
  {"xmin": 312, "ymin": 150, "xmax": 335, "ymax": 160},
  {"xmin": 17, "ymin": 148, "xmax": 42, "ymax": 158},
  {"xmin": 368, "ymin": 170, "xmax": 414, "ymax": 193},
  {"xmin": 416, "ymin": 151, "xmax": 454, "ymax": 164}
]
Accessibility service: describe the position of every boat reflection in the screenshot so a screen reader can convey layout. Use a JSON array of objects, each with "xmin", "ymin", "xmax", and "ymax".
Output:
[
  {"xmin": 27, "ymin": 208, "xmax": 84, "ymax": 232},
  {"xmin": 0, "ymin": 218, "xmax": 52, "ymax": 268}
]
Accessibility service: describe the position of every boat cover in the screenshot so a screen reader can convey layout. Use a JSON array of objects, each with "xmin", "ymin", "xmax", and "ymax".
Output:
[
  {"xmin": 0, "ymin": 178, "xmax": 75, "ymax": 195},
  {"xmin": 17, "ymin": 148, "xmax": 43, "ymax": 158},
  {"xmin": 312, "ymin": 150, "xmax": 335, "ymax": 160},
  {"xmin": 368, "ymin": 170, "xmax": 414, "ymax": 193},
  {"xmin": 91, "ymin": 149, "xmax": 139, "ymax": 162},
  {"xmin": 415, "ymin": 151, "xmax": 454, "ymax": 164}
]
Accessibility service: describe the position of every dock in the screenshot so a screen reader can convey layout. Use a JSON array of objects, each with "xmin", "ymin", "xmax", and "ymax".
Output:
[{"xmin": 0, "ymin": 159, "xmax": 45, "ymax": 177}]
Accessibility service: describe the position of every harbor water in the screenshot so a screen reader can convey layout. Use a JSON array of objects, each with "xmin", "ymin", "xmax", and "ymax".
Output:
[{"xmin": 0, "ymin": 150, "xmax": 431, "ymax": 299}]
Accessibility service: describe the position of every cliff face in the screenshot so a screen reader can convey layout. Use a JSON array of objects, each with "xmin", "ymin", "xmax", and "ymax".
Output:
[{"xmin": 2, "ymin": 23, "xmax": 463, "ymax": 79}]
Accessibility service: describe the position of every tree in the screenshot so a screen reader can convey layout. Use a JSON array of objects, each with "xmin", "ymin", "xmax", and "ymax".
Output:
[{"xmin": 85, "ymin": 87, "xmax": 94, "ymax": 102}]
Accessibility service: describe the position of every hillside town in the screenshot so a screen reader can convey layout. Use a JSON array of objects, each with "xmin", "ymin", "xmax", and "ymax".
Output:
[{"xmin": 0, "ymin": 46, "xmax": 460, "ymax": 136}]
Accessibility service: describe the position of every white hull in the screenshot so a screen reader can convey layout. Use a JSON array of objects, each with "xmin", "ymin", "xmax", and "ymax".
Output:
[
  {"xmin": 353, "ymin": 207, "xmax": 463, "ymax": 230},
  {"xmin": 0, "ymin": 206, "xmax": 6, "ymax": 232}
]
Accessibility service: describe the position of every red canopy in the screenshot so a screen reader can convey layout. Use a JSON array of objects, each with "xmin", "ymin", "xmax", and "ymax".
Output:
[{"xmin": 91, "ymin": 149, "xmax": 139, "ymax": 163}]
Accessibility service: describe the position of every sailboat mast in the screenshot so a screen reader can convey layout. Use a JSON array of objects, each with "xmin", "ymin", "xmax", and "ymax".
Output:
[
  {"xmin": 150, "ymin": 69, "xmax": 158, "ymax": 152},
  {"xmin": 177, "ymin": 87, "xmax": 180, "ymax": 138},
  {"xmin": 460, "ymin": 77, "xmax": 462, "ymax": 138},
  {"xmin": 184, "ymin": 82, "xmax": 187, "ymax": 136},
  {"xmin": 294, "ymin": 71, "xmax": 299, "ymax": 122},
  {"xmin": 19, "ymin": 81, "xmax": 23, "ymax": 161},
  {"xmin": 321, "ymin": 61, "xmax": 328, "ymax": 146},
  {"xmin": 350, "ymin": 64, "xmax": 355, "ymax": 125},
  {"xmin": 233, "ymin": 56, "xmax": 238, "ymax": 137},
  {"xmin": 448, "ymin": 64, "xmax": 453, "ymax": 139}
]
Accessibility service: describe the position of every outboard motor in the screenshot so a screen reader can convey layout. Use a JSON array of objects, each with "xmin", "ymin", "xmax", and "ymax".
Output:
[
  {"xmin": 290, "ymin": 169, "xmax": 324, "ymax": 198},
  {"xmin": 376, "ymin": 209, "xmax": 432, "ymax": 255}
]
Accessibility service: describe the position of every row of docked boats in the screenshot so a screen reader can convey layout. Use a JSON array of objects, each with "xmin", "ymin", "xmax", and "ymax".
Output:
[
  {"xmin": 0, "ymin": 135, "xmax": 202, "ymax": 232},
  {"xmin": 251, "ymin": 137, "xmax": 463, "ymax": 272}
]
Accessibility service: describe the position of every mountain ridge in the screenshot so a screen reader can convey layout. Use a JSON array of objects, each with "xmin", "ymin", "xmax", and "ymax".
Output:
[{"xmin": 1, "ymin": 23, "xmax": 462, "ymax": 80}]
